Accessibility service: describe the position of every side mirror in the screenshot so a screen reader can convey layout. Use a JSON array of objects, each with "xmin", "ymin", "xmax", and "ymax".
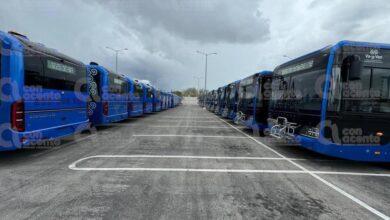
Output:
[{"xmin": 341, "ymin": 55, "xmax": 362, "ymax": 81}]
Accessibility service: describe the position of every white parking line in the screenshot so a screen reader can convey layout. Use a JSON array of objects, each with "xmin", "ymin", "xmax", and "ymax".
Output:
[
  {"xmin": 152, "ymin": 120, "xmax": 222, "ymax": 123},
  {"xmin": 68, "ymin": 155, "xmax": 390, "ymax": 177},
  {"xmin": 133, "ymin": 134, "xmax": 248, "ymax": 138},
  {"xmin": 158, "ymin": 117, "xmax": 217, "ymax": 119},
  {"xmin": 148, "ymin": 125, "xmax": 232, "ymax": 129},
  {"xmin": 213, "ymin": 113, "xmax": 390, "ymax": 220}
]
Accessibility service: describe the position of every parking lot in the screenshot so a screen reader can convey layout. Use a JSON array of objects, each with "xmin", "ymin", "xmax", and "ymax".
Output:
[{"xmin": 0, "ymin": 97, "xmax": 389, "ymax": 219}]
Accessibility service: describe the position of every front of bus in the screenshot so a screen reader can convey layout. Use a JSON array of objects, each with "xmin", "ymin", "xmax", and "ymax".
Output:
[
  {"xmin": 322, "ymin": 41, "xmax": 390, "ymax": 161},
  {"xmin": 217, "ymin": 86, "xmax": 227, "ymax": 115},
  {"xmin": 227, "ymin": 81, "xmax": 240, "ymax": 119},
  {"xmin": 235, "ymin": 74, "xmax": 257, "ymax": 128},
  {"xmin": 221, "ymin": 84, "xmax": 233, "ymax": 118}
]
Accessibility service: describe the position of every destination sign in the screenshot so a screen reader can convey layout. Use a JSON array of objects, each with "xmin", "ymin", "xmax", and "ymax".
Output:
[
  {"xmin": 279, "ymin": 60, "xmax": 314, "ymax": 75},
  {"xmin": 47, "ymin": 60, "xmax": 75, "ymax": 74}
]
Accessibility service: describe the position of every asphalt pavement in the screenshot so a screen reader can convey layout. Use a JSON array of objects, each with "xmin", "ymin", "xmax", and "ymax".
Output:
[{"xmin": 0, "ymin": 97, "xmax": 389, "ymax": 220}]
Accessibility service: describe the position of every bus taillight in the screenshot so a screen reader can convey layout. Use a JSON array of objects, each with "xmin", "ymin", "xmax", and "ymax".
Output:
[
  {"xmin": 103, "ymin": 101, "xmax": 109, "ymax": 116},
  {"xmin": 11, "ymin": 100, "xmax": 25, "ymax": 132}
]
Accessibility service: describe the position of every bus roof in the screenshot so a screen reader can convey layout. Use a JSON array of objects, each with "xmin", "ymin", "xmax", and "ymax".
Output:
[
  {"xmin": 10, "ymin": 31, "xmax": 84, "ymax": 66},
  {"xmin": 274, "ymin": 40, "xmax": 390, "ymax": 72}
]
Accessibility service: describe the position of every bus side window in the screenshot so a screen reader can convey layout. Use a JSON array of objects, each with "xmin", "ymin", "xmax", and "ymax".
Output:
[{"xmin": 24, "ymin": 49, "xmax": 44, "ymax": 87}]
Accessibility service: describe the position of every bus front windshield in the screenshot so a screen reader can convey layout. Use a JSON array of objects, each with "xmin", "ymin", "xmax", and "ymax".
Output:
[
  {"xmin": 229, "ymin": 85, "xmax": 236, "ymax": 100},
  {"xmin": 344, "ymin": 67, "xmax": 390, "ymax": 113}
]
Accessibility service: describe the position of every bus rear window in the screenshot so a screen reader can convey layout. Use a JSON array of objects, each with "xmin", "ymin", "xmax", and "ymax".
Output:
[
  {"xmin": 109, "ymin": 74, "xmax": 127, "ymax": 94},
  {"xmin": 133, "ymin": 84, "xmax": 143, "ymax": 97},
  {"xmin": 147, "ymin": 88, "xmax": 153, "ymax": 98},
  {"xmin": 24, "ymin": 50, "xmax": 86, "ymax": 92}
]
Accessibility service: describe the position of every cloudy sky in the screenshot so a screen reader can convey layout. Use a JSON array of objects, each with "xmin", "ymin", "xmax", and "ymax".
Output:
[{"xmin": 1, "ymin": 0, "xmax": 390, "ymax": 91}]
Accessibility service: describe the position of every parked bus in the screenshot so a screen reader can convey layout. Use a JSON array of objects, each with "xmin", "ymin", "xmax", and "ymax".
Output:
[
  {"xmin": 222, "ymin": 80, "xmax": 240, "ymax": 119},
  {"xmin": 173, "ymin": 94, "xmax": 182, "ymax": 106},
  {"xmin": 153, "ymin": 89, "xmax": 162, "ymax": 112},
  {"xmin": 87, "ymin": 62, "xmax": 128, "ymax": 126},
  {"xmin": 160, "ymin": 91, "xmax": 167, "ymax": 110},
  {"xmin": 214, "ymin": 87, "xmax": 223, "ymax": 114},
  {"xmin": 206, "ymin": 90, "xmax": 215, "ymax": 111},
  {"xmin": 235, "ymin": 71, "xmax": 273, "ymax": 133},
  {"xmin": 211, "ymin": 90, "xmax": 218, "ymax": 112},
  {"xmin": 216, "ymin": 86, "xmax": 227, "ymax": 115},
  {"xmin": 143, "ymin": 83, "xmax": 154, "ymax": 113},
  {"xmin": 168, "ymin": 93, "xmax": 174, "ymax": 108},
  {"xmin": 128, "ymin": 79, "xmax": 144, "ymax": 117},
  {"xmin": 0, "ymin": 31, "xmax": 89, "ymax": 151},
  {"xmin": 268, "ymin": 41, "xmax": 390, "ymax": 162}
]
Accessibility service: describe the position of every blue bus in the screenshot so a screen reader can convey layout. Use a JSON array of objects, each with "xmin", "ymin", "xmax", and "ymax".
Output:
[
  {"xmin": 173, "ymin": 94, "xmax": 182, "ymax": 106},
  {"xmin": 206, "ymin": 90, "xmax": 215, "ymax": 111},
  {"xmin": 0, "ymin": 31, "xmax": 89, "ymax": 151},
  {"xmin": 168, "ymin": 93, "xmax": 174, "ymax": 108},
  {"xmin": 161, "ymin": 92, "xmax": 169, "ymax": 110},
  {"xmin": 87, "ymin": 62, "xmax": 128, "ymax": 126},
  {"xmin": 216, "ymin": 86, "xmax": 227, "ymax": 115},
  {"xmin": 222, "ymin": 80, "xmax": 240, "ymax": 119},
  {"xmin": 235, "ymin": 71, "xmax": 273, "ymax": 133},
  {"xmin": 142, "ymin": 83, "xmax": 154, "ymax": 113},
  {"xmin": 268, "ymin": 41, "xmax": 390, "ymax": 162},
  {"xmin": 153, "ymin": 89, "xmax": 162, "ymax": 112},
  {"xmin": 128, "ymin": 79, "xmax": 144, "ymax": 117},
  {"xmin": 214, "ymin": 87, "xmax": 222, "ymax": 114}
]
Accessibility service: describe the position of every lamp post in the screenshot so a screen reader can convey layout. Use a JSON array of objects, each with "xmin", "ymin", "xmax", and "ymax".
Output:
[
  {"xmin": 196, "ymin": 51, "xmax": 217, "ymax": 92},
  {"xmin": 106, "ymin": 47, "xmax": 128, "ymax": 73}
]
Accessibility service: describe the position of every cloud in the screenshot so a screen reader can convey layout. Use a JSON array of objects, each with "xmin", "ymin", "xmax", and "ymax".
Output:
[
  {"xmin": 98, "ymin": 0, "xmax": 270, "ymax": 44},
  {"xmin": 1, "ymin": 0, "xmax": 390, "ymax": 91}
]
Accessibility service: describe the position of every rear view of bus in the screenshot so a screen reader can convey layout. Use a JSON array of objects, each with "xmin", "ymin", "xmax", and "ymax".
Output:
[
  {"xmin": 153, "ymin": 89, "xmax": 162, "ymax": 112},
  {"xmin": 235, "ymin": 71, "xmax": 272, "ymax": 132},
  {"xmin": 168, "ymin": 93, "xmax": 174, "ymax": 108},
  {"xmin": 143, "ymin": 83, "xmax": 154, "ymax": 113},
  {"xmin": 128, "ymin": 79, "xmax": 144, "ymax": 117},
  {"xmin": 268, "ymin": 41, "xmax": 390, "ymax": 162},
  {"xmin": 160, "ymin": 92, "xmax": 167, "ymax": 110},
  {"xmin": 87, "ymin": 63, "xmax": 128, "ymax": 126},
  {"xmin": 0, "ymin": 31, "xmax": 89, "ymax": 151}
]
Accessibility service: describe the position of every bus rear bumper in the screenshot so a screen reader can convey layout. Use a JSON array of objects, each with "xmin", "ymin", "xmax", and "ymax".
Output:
[
  {"xmin": 128, "ymin": 110, "xmax": 143, "ymax": 117},
  {"xmin": 0, "ymin": 120, "xmax": 90, "ymax": 151},
  {"xmin": 144, "ymin": 103, "xmax": 153, "ymax": 113}
]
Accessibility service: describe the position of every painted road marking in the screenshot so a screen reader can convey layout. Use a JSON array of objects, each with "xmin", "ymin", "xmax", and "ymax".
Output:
[
  {"xmin": 158, "ymin": 116, "xmax": 218, "ymax": 119},
  {"xmin": 69, "ymin": 155, "xmax": 390, "ymax": 177},
  {"xmin": 213, "ymin": 113, "xmax": 390, "ymax": 220},
  {"xmin": 133, "ymin": 134, "xmax": 248, "ymax": 138},
  {"xmin": 148, "ymin": 125, "xmax": 232, "ymax": 129},
  {"xmin": 152, "ymin": 120, "xmax": 222, "ymax": 123}
]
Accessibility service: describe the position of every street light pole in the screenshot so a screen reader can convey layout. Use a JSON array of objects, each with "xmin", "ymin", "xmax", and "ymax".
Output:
[
  {"xmin": 197, "ymin": 51, "xmax": 217, "ymax": 92},
  {"xmin": 106, "ymin": 47, "xmax": 128, "ymax": 73}
]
